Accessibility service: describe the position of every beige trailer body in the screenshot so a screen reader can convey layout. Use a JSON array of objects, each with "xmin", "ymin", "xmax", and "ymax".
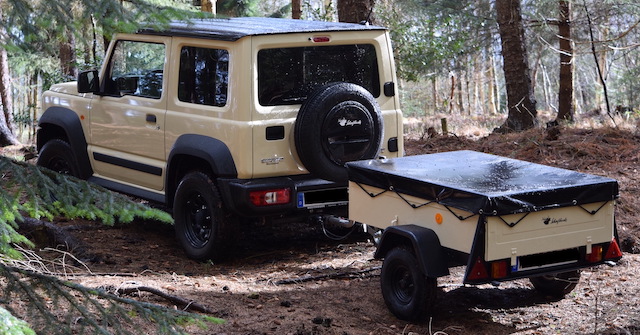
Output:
[{"xmin": 349, "ymin": 181, "xmax": 615, "ymax": 267}]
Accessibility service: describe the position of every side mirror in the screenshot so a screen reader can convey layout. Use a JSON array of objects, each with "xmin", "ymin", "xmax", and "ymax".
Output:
[{"xmin": 77, "ymin": 70, "xmax": 100, "ymax": 94}]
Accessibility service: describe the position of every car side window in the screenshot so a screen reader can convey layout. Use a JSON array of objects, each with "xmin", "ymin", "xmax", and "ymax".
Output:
[
  {"xmin": 104, "ymin": 40, "xmax": 166, "ymax": 99},
  {"xmin": 178, "ymin": 46, "xmax": 229, "ymax": 107}
]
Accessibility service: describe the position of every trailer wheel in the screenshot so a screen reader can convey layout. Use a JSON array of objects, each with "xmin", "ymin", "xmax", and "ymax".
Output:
[
  {"xmin": 529, "ymin": 270, "xmax": 581, "ymax": 297},
  {"xmin": 380, "ymin": 246, "xmax": 436, "ymax": 321}
]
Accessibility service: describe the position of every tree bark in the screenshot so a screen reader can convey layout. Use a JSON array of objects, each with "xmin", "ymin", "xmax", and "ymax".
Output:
[
  {"xmin": 555, "ymin": 0, "xmax": 573, "ymax": 122},
  {"xmin": 0, "ymin": 7, "xmax": 19, "ymax": 146},
  {"xmin": 292, "ymin": 0, "xmax": 301, "ymax": 19},
  {"xmin": 59, "ymin": 31, "xmax": 78, "ymax": 80},
  {"xmin": 494, "ymin": 0, "xmax": 537, "ymax": 133},
  {"xmin": 337, "ymin": 0, "xmax": 375, "ymax": 24}
]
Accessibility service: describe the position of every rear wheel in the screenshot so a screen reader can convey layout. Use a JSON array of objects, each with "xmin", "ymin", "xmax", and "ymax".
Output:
[
  {"xmin": 380, "ymin": 246, "xmax": 437, "ymax": 321},
  {"xmin": 173, "ymin": 172, "xmax": 228, "ymax": 261},
  {"xmin": 529, "ymin": 270, "xmax": 581, "ymax": 297},
  {"xmin": 37, "ymin": 139, "xmax": 81, "ymax": 177}
]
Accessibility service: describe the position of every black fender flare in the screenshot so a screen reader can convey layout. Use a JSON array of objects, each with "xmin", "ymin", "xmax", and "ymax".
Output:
[
  {"xmin": 374, "ymin": 225, "xmax": 449, "ymax": 278},
  {"xmin": 166, "ymin": 134, "xmax": 237, "ymax": 204},
  {"xmin": 37, "ymin": 107, "xmax": 93, "ymax": 179}
]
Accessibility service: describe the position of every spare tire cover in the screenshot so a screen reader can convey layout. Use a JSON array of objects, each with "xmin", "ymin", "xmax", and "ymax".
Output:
[{"xmin": 294, "ymin": 82, "xmax": 383, "ymax": 182}]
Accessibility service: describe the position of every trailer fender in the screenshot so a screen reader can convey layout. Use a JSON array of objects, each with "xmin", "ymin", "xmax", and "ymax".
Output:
[{"xmin": 374, "ymin": 225, "xmax": 449, "ymax": 278}]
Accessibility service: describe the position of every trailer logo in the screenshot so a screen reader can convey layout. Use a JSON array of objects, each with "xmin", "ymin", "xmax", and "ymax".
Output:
[{"xmin": 543, "ymin": 217, "xmax": 568, "ymax": 225}]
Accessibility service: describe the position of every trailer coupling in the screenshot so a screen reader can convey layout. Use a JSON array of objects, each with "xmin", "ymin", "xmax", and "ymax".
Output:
[{"xmin": 314, "ymin": 215, "xmax": 360, "ymax": 241}]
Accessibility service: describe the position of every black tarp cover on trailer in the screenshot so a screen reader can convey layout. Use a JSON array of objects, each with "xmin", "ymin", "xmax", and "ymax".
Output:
[{"xmin": 346, "ymin": 150, "xmax": 619, "ymax": 216}]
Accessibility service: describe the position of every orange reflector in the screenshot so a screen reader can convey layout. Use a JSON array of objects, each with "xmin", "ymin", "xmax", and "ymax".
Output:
[
  {"xmin": 491, "ymin": 260, "xmax": 508, "ymax": 279},
  {"xmin": 249, "ymin": 189, "xmax": 291, "ymax": 206},
  {"xmin": 467, "ymin": 257, "xmax": 489, "ymax": 281},
  {"xmin": 586, "ymin": 245, "xmax": 603, "ymax": 263},
  {"xmin": 435, "ymin": 213, "xmax": 443, "ymax": 224},
  {"xmin": 605, "ymin": 239, "xmax": 623, "ymax": 260}
]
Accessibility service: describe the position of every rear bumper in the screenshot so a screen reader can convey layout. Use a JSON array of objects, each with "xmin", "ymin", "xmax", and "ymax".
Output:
[{"xmin": 217, "ymin": 175, "xmax": 348, "ymax": 218}]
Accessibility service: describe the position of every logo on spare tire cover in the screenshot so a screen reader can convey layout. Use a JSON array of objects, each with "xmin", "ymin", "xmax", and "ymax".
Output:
[{"xmin": 338, "ymin": 117, "xmax": 362, "ymax": 127}]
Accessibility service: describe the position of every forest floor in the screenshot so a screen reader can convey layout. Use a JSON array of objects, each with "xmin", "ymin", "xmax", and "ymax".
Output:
[{"xmin": 5, "ymin": 124, "xmax": 640, "ymax": 334}]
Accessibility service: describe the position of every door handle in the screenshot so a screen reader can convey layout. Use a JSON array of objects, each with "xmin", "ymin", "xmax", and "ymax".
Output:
[{"xmin": 146, "ymin": 114, "xmax": 157, "ymax": 123}]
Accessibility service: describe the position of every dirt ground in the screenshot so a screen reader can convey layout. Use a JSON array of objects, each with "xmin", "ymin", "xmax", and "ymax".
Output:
[{"xmin": 12, "ymin": 126, "xmax": 640, "ymax": 334}]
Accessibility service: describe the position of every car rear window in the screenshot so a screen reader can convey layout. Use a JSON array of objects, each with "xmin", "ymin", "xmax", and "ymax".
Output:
[{"xmin": 258, "ymin": 44, "xmax": 380, "ymax": 106}]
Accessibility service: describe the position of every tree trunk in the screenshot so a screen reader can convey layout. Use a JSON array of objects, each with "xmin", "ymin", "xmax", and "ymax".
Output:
[
  {"xmin": 337, "ymin": 0, "xmax": 375, "ymax": 24},
  {"xmin": 555, "ymin": 0, "xmax": 574, "ymax": 122},
  {"xmin": 0, "ymin": 7, "xmax": 19, "ymax": 146},
  {"xmin": 494, "ymin": 0, "xmax": 537, "ymax": 133},
  {"xmin": 292, "ymin": 0, "xmax": 301, "ymax": 19},
  {"xmin": 59, "ymin": 31, "xmax": 77, "ymax": 80}
]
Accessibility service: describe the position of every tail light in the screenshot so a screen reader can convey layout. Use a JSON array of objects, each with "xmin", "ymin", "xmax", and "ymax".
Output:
[
  {"xmin": 586, "ymin": 245, "xmax": 603, "ymax": 263},
  {"xmin": 249, "ymin": 188, "xmax": 291, "ymax": 206},
  {"xmin": 491, "ymin": 260, "xmax": 509, "ymax": 279}
]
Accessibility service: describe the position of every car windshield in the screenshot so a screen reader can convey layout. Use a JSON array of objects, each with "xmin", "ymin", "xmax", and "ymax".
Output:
[{"xmin": 258, "ymin": 44, "xmax": 380, "ymax": 106}]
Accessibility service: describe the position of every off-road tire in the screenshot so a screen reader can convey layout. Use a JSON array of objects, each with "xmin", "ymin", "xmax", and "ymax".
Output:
[
  {"xmin": 173, "ymin": 171, "xmax": 228, "ymax": 261},
  {"xmin": 295, "ymin": 82, "xmax": 383, "ymax": 182},
  {"xmin": 529, "ymin": 270, "xmax": 581, "ymax": 297},
  {"xmin": 37, "ymin": 139, "xmax": 81, "ymax": 178},
  {"xmin": 380, "ymin": 246, "xmax": 437, "ymax": 321}
]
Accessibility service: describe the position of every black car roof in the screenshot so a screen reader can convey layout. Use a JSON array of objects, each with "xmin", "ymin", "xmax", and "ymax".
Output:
[{"xmin": 137, "ymin": 17, "xmax": 386, "ymax": 41}]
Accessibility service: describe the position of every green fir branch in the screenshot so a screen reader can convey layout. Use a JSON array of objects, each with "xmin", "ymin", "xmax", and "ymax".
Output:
[{"xmin": 0, "ymin": 155, "xmax": 173, "ymax": 257}]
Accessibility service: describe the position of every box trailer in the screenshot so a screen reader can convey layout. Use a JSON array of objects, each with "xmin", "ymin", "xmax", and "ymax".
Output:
[{"xmin": 345, "ymin": 150, "xmax": 622, "ymax": 321}]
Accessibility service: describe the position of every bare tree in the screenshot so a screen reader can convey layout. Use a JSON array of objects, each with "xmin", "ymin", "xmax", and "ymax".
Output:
[{"xmin": 494, "ymin": 0, "xmax": 537, "ymax": 133}]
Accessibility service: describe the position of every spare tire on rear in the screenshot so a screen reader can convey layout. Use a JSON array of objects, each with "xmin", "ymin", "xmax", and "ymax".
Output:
[{"xmin": 294, "ymin": 82, "xmax": 383, "ymax": 182}]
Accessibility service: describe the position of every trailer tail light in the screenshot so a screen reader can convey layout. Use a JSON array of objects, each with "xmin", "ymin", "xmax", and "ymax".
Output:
[
  {"xmin": 467, "ymin": 257, "xmax": 489, "ymax": 281},
  {"xmin": 586, "ymin": 245, "xmax": 603, "ymax": 263},
  {"xmin": 491, "ymin": 260, "xmax": 508, "ymax": 279},
  {"xmin": 249, "ymin": 188, "xmax": 291, "ymax": 206},
  {"xmin": 605, "ymin": 238, "xmax": 623, "ymax": 260}
]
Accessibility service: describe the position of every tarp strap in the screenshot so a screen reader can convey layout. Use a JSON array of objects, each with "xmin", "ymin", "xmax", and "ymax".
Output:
[
  {"xmin": 497, "ymin": 212, "xmax": 530, "ymax": 227},
  {"xmin": 354, "ymin": 182, "xmax": 477, "ymax": 220},
  {"xmin": 577, "ymin": 201, "xmax": 609, "ymax": 215},
  {"xmin": 443, "ymin": 205, "xmax": 477, "ymax": 221},
  {"xmin": 354, "ymin": 181, "xmax": 388, "ymax": 197}
]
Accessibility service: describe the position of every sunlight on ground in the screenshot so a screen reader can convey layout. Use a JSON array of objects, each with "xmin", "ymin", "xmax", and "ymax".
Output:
[{"xmin": 403, "ymin": 109, "xmax": 640, "ymax": 140}]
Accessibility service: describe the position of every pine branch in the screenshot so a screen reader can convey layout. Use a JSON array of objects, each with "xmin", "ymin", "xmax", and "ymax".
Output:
[
  {"xmin": 0, "ymin": 264, "xmax": 225, "ymax": 335},
  {"xmin": 0, "ymin": 155, "xmax": 173, "ymax": 257}
]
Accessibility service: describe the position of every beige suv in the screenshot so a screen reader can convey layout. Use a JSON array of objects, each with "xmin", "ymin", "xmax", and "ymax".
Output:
[{"xmin": 37, "ymin": 17, "xmax": 404, "ymax": 260}]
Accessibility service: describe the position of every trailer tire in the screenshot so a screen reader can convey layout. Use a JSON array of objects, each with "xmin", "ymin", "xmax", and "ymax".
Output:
[
  {"xmin": 529, "ymin": 270, "xmax": 581, "ymax": 297},
  {"xmin": 380, "ymin": 246, "xmax": 436, "ymax": 321}
]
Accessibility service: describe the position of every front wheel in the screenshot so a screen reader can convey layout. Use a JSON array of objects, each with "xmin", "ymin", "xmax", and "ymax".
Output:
[
  {"xmin": 173, "ymin": 172, "xmax": 228, "ymax": 261},
  {"xmin": 37, "ymin": 139, "xmax": 81, "ymax": 178},
  {"xmin": 380, "ymin": 246, "xmax": 437, "ymax": 321},
  {"xmin": 529, "ymin": 270, "xmax": 581, "ymax": 297}
]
